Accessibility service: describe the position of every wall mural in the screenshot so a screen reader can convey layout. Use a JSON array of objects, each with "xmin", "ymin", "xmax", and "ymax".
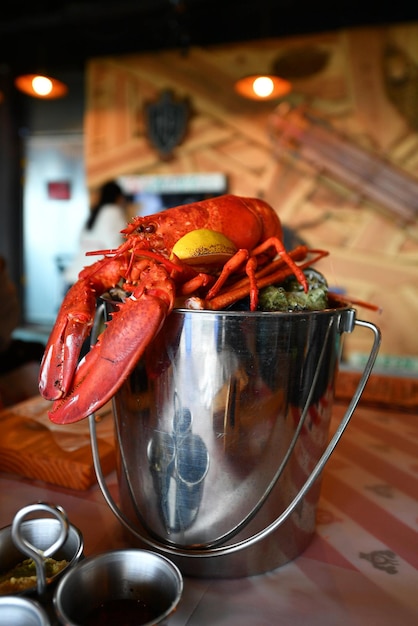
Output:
[{"xmin": 84, "ymin": 23, "xmax": 418, "ymax": 371}]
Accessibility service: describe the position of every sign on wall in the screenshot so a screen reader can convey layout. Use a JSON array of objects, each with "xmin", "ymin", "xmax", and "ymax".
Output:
[{"xmin": 118, "ymin": 172, "xmax": 228, "ymax": 218}]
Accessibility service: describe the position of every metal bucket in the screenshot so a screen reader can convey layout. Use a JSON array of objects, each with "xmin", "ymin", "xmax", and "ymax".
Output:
[{"xmin": 90, "ymin": 304, "xmax": 380, "ymax": 578}]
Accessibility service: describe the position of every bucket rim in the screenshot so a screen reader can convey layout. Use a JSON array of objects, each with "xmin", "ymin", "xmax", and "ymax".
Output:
[
  {"xmin": 171, "ymin": 299, "xmax": 353, "ymax": 317},
  {"xmin": 102, "ymin": 295, "xmax": 353, "ymax": 318}
]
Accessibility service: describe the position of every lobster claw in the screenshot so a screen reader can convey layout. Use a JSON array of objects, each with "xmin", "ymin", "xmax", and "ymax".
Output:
[
  {"xmin": 48, "ymin": 291, "xmax": 171, "ymax": 424},
  {"xmin": 39, "ymin": 280, "xmax": 97, "ymax": 401}
]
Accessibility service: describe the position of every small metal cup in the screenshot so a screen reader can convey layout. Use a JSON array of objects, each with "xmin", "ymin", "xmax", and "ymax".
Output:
[
  {"xmin": 53, "ymin": 549, "xmax": 183, "ymax": 626},
  {"xmin": 0, "ymin": 596, "xmax": 51, "ymax": 626},
  {"xmin": 0, "ymin": 503, "xmax": 84, "ymax": 598}
]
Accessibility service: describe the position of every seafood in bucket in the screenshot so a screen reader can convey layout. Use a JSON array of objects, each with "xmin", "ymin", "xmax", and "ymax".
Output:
[{"xmin": 38, "ymin": 193, "xmax": 368, "ymax": 425}]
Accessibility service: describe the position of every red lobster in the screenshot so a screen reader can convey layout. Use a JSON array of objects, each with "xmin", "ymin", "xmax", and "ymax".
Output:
[{"xmin": 39, "ymin": 194, "xmax": 326, "ymax": 425}]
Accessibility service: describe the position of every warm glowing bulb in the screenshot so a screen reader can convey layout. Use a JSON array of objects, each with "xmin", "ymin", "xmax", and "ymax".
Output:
[
  {"xmin": 32, "ymin": 75, "xmax": 53, "ymax": 96},
  {"xmin": 14, "ymin": 73, "xmax": 68, "ymax": 98},
  {"xmin": 234, "ymin": 74, "xmax": 292, "ymax": 100},
  {"xmin": 252, "ymin": 76, "xmax": 274, "ymax": 98}
]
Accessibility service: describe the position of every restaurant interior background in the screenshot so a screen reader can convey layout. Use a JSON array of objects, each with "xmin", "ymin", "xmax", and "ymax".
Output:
[{"xmin": 0, "ymin": 0, "xmax": 417, "ymax": 377}]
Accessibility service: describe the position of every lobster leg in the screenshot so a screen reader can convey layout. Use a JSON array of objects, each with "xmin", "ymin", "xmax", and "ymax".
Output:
[
  {"xmin": 186, "ymin": 248, "xmax": 328, "ymax": 311},
  {"xmin": 254, "ymin": 237, "xmax": 309, "ymax": 293},
  {"xmin": 206, "ymin": 243, "xmax": 310, "ymax": 310},
  {"xmin": 208, "ymin": 249, "xmax": 329, "ymax": 310}
]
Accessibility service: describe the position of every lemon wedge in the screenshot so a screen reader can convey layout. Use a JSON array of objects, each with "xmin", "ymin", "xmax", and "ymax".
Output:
[{"xmin": 171, "ymin": 229, "xmax": 237, "ymax": 266}]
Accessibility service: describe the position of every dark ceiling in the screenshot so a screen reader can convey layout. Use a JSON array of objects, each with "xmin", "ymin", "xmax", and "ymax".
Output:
[{"xmin": 0, "ymin": 0, "xmax": 417, "ymax": 75}]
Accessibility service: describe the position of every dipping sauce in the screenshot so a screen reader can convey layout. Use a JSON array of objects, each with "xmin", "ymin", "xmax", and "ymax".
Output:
[
  {"xmin": 0, "ymin": 557, "xmax": 69, "ymax": 594},
  {"xmin": 83, "ymin": 598, "xmax": 161, "ymax": 626}
]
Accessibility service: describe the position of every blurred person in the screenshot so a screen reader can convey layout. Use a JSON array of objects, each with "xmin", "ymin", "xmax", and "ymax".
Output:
[
  {"xmin": 62, "ymin": 180, "xmax": 127, "ymax": 360},
  {"xmin": 64, "ymin": 180, "xmax": 127, "ymax": 290}
]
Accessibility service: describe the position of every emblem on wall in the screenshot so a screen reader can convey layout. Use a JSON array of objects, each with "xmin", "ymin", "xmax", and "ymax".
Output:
[{"xmin": 144, "ymin": 89, "xmax": 190, "ymax": 159}]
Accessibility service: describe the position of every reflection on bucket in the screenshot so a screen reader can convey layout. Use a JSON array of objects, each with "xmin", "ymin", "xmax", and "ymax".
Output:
[
  {"xmin": 175, "ymin": 432, "xmax": 209, "ymax": 530},
  {"xmin": 92, "ymin": 303, "xmax": 380, "ymax": 577},
  {"xmin": 147, "ymin": 432, "xmax": 175, "ymax": 532},
  {"xmin": 147, "ymin": 407, "xmax": 209, "ymax": 533}
]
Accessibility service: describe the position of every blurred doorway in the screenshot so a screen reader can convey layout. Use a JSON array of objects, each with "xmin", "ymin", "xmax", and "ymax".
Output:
[{"xmin": 22, "ymin": 134, "xmax": 88, "ymax": 326}]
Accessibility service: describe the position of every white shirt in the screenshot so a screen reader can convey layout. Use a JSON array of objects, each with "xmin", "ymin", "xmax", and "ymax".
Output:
[{"xmin": 64, "ymin": 204, "xmax": 127, "ymax": 286}]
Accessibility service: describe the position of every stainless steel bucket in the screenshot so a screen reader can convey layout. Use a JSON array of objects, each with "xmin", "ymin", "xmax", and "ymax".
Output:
[{"xmin": 90, "ymin": 304, "xmax": 380, "ymax": 578}]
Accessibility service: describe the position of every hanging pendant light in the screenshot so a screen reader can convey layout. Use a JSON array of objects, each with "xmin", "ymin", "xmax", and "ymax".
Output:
[
  {"xmin": 14, "ymin": 72, "xmax": 68, "ymax": 99},
  {"xmin": 234, "ymin": 45, "xmax": 332, "ymax": 102},
  {"xmin": 234, "ymin": 74, "xmax": 292, "ymax": 101}
]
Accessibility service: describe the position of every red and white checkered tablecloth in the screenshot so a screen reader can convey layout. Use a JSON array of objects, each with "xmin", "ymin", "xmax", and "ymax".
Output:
[{"xmin": 0, "ymin": 400, "xmax": 417, "ymax": 625}]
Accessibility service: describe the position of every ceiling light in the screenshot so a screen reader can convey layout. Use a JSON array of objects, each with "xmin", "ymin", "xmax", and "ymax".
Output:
[
  {"xmin": 14, "ymin": 73, "xmax": 68, "ymax": 99},
  {"xmin": 234, "ymin": 74, "xmax": 292, "ymax": 101}
]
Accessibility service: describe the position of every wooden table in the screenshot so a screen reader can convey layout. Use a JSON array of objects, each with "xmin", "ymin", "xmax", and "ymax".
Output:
[{"xmin": 0, "ymin": 395, "xmax": 417, "ymax": 625}]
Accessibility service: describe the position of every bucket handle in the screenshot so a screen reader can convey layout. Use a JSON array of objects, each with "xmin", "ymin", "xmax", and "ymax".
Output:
[{"xmin": 90, "ymin": 318, "xmax": 380, "ymax": 559}]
